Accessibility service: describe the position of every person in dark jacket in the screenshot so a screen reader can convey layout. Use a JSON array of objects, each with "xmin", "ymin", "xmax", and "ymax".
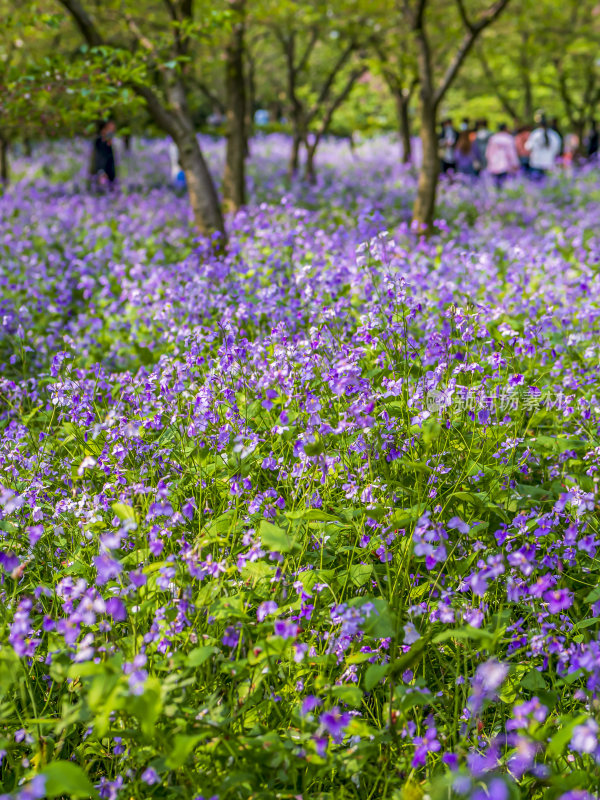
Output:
[{"xmin": 90, "ymin": 119, "xmax": 117, "ymax": 189}]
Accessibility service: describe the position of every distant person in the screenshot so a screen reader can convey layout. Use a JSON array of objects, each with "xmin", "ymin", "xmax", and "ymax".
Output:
[
  {"xmin": 563, "ymin": 133, "xmax": 580, "ymax": 173},
  {"xmin": 472, "ymin": 119, "xmax": 492, "ymax": 174},
  {"xmin": 587, "ymin": 120, "xmax": 599, "ymax": 160},
  {"xmin": 485, "ymin": 123, "xmax": 519, "ymax": 188},
  {"xmin": 525, "ymin": 116, "xmax": 562, "ymax": 179},
  {"xmin": 439, "ymin": 118, "xmax": 457, "ymax": 173},
  {"xmin": 254, "ymin": 109, "xmax": 270, "ymax": 127},
  {"xmin": 514, "ymin": 124, "xmax": 532, "ymax": 172},
  {"xmin": 460, "ymin": 117, "xmax": 470, "ymax": 132},
  {"xmin": 90, "ymin": 120, "xmax": 117, "ymax": 190},
  {"xmin": 168, "ymin": 141, "xmax": 186, "ymax": 191},
  {"xmin": 454, "ymin": 130, "xmax": 475, "ymax": 175}
]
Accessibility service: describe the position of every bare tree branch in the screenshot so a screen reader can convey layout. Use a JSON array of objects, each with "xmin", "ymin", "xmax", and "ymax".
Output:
[
  {"xmin": 434, "ymin": 0, "xmax": 511, "ymax": 105},
  {"xmin": 306, "ymin": 42, "xmax": 356, "ymax": 125},
  {"xmin": 477, "ymin": 49, "xmax": 518, "ymax": 119},
  {"xmin": 314, "ymin": 65, "xmax": 367, "ymax": 143}
]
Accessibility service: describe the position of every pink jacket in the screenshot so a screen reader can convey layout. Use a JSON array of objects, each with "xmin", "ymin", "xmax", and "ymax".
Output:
[{"xmin": 485, "ymin": 132, "xmax": 520, "ymax": 175}]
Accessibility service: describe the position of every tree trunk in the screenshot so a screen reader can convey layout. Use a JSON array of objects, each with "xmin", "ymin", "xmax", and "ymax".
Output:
[
  {"xmin": 413, "ymin": 102, "xmax": 438, "ymax": 233},
  {"xmin": 289, "ymin": 134, "xmax": 302, "ymax": 178},
  {"xmin": 24, "ymin": 138, "xmax": 33, "ymax": 158},
  {"xmin": 244, "ymin": 49, "xmax": 256, "ymax": 158},
  {"xmin": 223, "ymin": 0, "xmax": 246, "ymax": 212},
  {"xmin": 123, "ymin": 134, "xmax": 132, "ymax": 152},
  {"xmin": 395, "ymin": 91, "xmax": 412, "ymax": 164},
  {"xmin": 155, "ymin": 77, "xmax": 226, "ymax": 245},
  {"xmin": 175, "ymin": 128, "xmax": 225, "ymax": 245},
  {"xmin": 0, "ymin": 137, "xmax": 9, "ymax": 185},
  {"xmin": 304, "ymin": 142, "xmax": 317, "ymax": 183},
  {"xmin": 523, "ymin": 75, "xmax": 533, "ymax": 124}
]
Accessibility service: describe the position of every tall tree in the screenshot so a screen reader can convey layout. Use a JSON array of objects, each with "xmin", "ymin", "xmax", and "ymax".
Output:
[
  {"xmin": 258, "ymin": 0, "xmax": 369, "ymax": 180},
  {"xmin": 371, "ymin": 33, "xmax": 418, "ymax": 163},
  {"xmin": 404, "ymin": 0, "xmax": 510, "ymax": 231},
  {"xmin": 223, "ymin": 0, "xmax": 247, "ymax": 211},
  {"xmin": 57, "ymin": 0, "xmax": 226, "ymax": 243}
]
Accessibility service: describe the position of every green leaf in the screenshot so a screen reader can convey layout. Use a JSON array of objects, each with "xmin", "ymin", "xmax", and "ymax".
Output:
[
  {"xmin": 433, "ymin": 626, "xmax": 496, "ymax": 649},
  {"xmin": 364, "ymin": 663, "xmax": 388, "ymax": 691},
  {"xmin": 521, "ymin": 668, "xmax": 546, "ymax": 691},
  {"xmin": 286, "ymin": 508, "xmax": 338, "ymax": 521},
  {"xmin": 331, "ymin": 684, "xmax": 363, "ymax": 706},
  {"xmin": 346, "ymin": 563, "xmax": 373, "ymax": 587},
  {"xmin": 165, "ymin": 734, "xmax": 206, "ymax": 768},
  {"xmin": 584, "ymin": 585, "xmax": 600, "ymax": 604},
  {"xmin": 133, "ymin": 342, "xmax": 156, "ymax": 366},
  {"xmin": 547, "ymin": 714, "xmax": 587, "ymax": 758},
  {"xmin": 112, "ymin": 502, "xmax": 136, "ymax": 522},
  {"xmin": 422, "ymin": 419, "xmax": 442, "ymax": 445},
  {"xmin": 347, "ymin": 596, "xmax": 395, "ymax": 638},
  {"xmin": 388, "ymin": 636, "xmax": 430, "ymax": 678},
  {"xmin": 186, "ymin": 646, "xmax": 218, "ymax": 667},
  {"xmin": 41, "ymin": 761, "xmax": 98, "ymax": 798},
  {"xmin": 260, "ymin": 520, "xmax": 297, "ymax": 553}
]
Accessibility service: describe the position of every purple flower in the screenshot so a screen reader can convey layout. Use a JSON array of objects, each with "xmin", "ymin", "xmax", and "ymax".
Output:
[
  {"xmin": 105, "ymin": 597, "xmax": 127, "ymax": 622},
  {"xmin": 19, "ymin": 775, "xmax": 46, "ymax": 800},
  {"xmin": 0, "ymin": 551, "xmax": 20, "ymax": 573},
  {"xmin": 257, "ymin": 601, "xmax": 278, "ymax": 622},
  {"xmin": 571, "ymin": 718, "xmax": 598, "ymax": 754},
  {"xmin": 273, "ymin": 619, "xmax": 298, "ymax": 639},
  {"xmin": 469, "ymin": 659, "xmax": 509, "ymax": 713},
  {"xmin": 472, "ymin": 778, "xmax": 508, "ymax": 800},
  {"xmin": 301, "ymin": 695, "xmax": 322, "ymax": 716},
  {"xmin": 181, "ymin": 498, "xmax": 196, "ymax": 520},
  {"xmin": 94, "ymin": 553, "xmax": 122, "ymax": 585},
  {"xmin": 448, "ymin": 516, "xmax": 470, "ymax": 534},
  {"xmin": 412, "ymin": 725, "xmax": 441, "ymax": 767},
  {"xmin": 141, "ymin": 767, "xmax": 160, "ymax": 785},
  {"xmin": 319, "ymin": 706, "xmax": 350, "ymax": 742},
  {"xmin": 222, "ymin": 625, "xmax": 240, "ymax": 648},
  {"xmin": 544, "ymin": 588, "xmax": 573, "ymax": 614},
  {"xmin": 403, "ymin": 623, "xmax": 421, "ymax": 645}
]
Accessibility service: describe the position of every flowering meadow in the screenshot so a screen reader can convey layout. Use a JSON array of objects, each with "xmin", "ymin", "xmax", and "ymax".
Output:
[{"xmin": 1, "ymin": 137, "xmax": 600, "ymax": 800}]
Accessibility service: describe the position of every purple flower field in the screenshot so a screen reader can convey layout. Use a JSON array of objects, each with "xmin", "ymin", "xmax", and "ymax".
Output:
[{"xmin": 1, "ymin": 137, "xmax": 600, "ymax": 799}]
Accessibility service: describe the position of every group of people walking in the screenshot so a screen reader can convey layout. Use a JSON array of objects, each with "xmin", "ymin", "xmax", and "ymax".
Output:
[
  {"xmin": 87, "ymin": 113, "xmax": 600, "ymax": 192},
  {"xmin": 439, "ymin": 114, "xmax": 599, "ymax": 186}
]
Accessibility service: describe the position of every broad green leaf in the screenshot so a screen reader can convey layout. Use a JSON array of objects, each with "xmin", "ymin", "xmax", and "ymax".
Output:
[
  {"xmin": 364, "ymin": 663, "xmax": 388, "ymax": 691},
  {"xmin": 112, "ymin": 502, "xmax": 136, "ymax": 522},
  {"xmin": 260, "ymin": 520, "xmax": 297, "ymax": 553},
  {"xmin": 41, "ymin": 761, "xmax": 98, "ymax": 798},
  {"xmin": 186, "ymin": 646, "xmax": 218, "ymax": 667}
]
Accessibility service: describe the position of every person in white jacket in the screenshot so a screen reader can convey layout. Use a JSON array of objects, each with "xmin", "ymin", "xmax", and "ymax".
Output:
[
  {"xmin": 168, "ymin": 141, "xmax": 186, "ymax": 190},
  {"xmin": 525, "ymin": 117, "xmax": 561, "ymax": 179}
]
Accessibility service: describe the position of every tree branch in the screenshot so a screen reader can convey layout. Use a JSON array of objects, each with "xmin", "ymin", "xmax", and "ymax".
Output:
[
  {"xmin": 478, "ymin": 49, "xmax": 518, "ymax": 119},
  {"xmin": 195, "ymin": 79, "xmax": 225, "ymax": 114},
  {"xmin": 314, "ymin": 66, "xmax": 367, "ymax": 144},
  {"xmin": 296, "ymin": 26, "xmax": 319, "ymax": 76},
  {"xmin": 306, "ymin": 42, "xmax": 356, "ymax": 126},
  {"xmin": 434, "ymin": 0, "xmax": 511, "ymax": 106},
  {"xmin": 58, "ymin": 0, "xmax": 104, "ymax": 46}
]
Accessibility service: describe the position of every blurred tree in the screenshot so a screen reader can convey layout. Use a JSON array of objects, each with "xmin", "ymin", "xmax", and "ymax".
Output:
[
  {"xmin": 223, "ymin": 0, "xmax": 246, "ymax": 211},
  {"xmin": 256, "ymin": 0, "xmax": 369, "ymax": 180},
  {"xmin": 404, "ymin": 0, "xmax": 511, "ymax": 232},
  {"xmin": 57, "ymin": 0, "xmax": 226, "ymax": 241},
  {"xmin": 453, "ymin": 0, "xmax": 600, "ymax": 137},
  {"xmin": 370, "ymin": 31, "xmax": 418, "ymax": 162}
]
